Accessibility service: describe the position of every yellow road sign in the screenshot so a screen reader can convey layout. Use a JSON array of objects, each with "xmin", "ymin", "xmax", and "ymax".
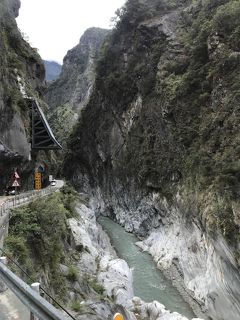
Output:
[{"xmin": 35, "ymin": 172, "xmax": 42, "ymax": 190}]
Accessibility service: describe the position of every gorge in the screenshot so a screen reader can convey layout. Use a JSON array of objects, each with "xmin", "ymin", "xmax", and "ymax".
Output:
[
  {"xmin": 0, "ymin": 0, "xmax": 240, "ymax": 319},
  {"xmin": 61, "ymin": 0, "xmax": 240, "ymax": 319}
]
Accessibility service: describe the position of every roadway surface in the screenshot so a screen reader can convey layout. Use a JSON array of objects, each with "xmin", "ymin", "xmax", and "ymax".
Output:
[
  {"xmin": 54, "ymin": 179, "xmax": 64, "ymax": 189},
  {"xmin": 0, "ymin": 179, "xmax": 64, "ymax": 204},
  {"xmin": 0, "ymin": 289, "xmax": 28, "ymax": 320},
  {"xmin": 0, "ymin": 180, "xmax": 64, "ymax": 319}
]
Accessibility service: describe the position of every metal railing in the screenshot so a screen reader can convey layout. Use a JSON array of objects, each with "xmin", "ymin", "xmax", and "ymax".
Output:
[
  {"xmin": 0, "ymin": 186, "xmax": 59, "ymax": 247},
  {"xmin": 0, "ymin": 186, "xmax": 58, "ymax": 217},
  {"xmin": 0, "ymin": 258, "xmax": 70, "ymax": 320}
]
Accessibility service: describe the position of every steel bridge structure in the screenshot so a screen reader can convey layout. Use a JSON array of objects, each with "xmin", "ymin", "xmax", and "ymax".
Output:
[{"xmin": 28, "ymin": 98, "xmax": 62, "ymax": 150}]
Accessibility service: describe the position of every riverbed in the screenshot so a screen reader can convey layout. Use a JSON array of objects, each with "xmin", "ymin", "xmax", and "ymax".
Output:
[{"xmin": 98, "ymin": 216, "xmax": 195, "ymax": 319}]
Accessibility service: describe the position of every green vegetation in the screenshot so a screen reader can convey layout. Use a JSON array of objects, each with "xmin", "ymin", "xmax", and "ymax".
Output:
[
  {"xmin": 213, "ymin": 1, "xmax": 240, "ymax": 37},
  {"xmin": 4, "ymin": 186, "xmax": 110, "ymax": 314},
  {"xmin": 71, "ymin": 300, "xmax": 82, "ymax": 312},
  {"xmin": 67, "ymin": 265, "xmax": 79, "ymax": 282},
  {"xmin": 158, "ymin": 0, "xmax": 240, "ymax": 245},
  {"xmin": 96, "ymin": 0, "xmax": 167, "ymax": 107},
  {"xmin": 59, "ymin": 184, "xmax": 79, "ymax": 217},
  {"xmin": 89, "ymin": 278, "xmax": 105, "ymax": 295},
  {"xmin": 4, "ymin": 188, "xmax": 77, "ymax": 300}
]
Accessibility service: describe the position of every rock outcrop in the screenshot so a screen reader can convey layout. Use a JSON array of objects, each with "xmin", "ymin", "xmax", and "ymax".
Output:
[
  {"xmin": 69, "ymin": 197, "xmax": 202, "ymax": 320},
  {"xmin": 0, "ymin": 0, "xmax": 47, "ymax": 192},
  {"xmin": 63, "ymin": 0, "xmax": 240, "ymax": 319},
  {"xmin": 44, "ymin": 27, "xmax": 109, "ymax": 146}
]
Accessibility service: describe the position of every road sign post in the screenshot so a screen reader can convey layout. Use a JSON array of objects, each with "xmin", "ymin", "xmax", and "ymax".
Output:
[{"xmin": 12, "ymin": 179, "xmax": 20, "ymax": 205}]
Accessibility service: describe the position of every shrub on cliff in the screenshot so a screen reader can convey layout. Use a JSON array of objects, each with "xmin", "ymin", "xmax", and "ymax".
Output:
[
  {"xmin": 4, "ymin": 189, "xmax": 77, "ymax": 300},
  {"xmin": 213, "ymin": 1, "xmax": 240, "ymax": 35}
]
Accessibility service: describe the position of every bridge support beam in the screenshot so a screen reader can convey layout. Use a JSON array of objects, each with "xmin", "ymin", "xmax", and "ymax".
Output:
[{"xmin": 28, "ymin": 98, "xmax": 62, "ymax": 150}]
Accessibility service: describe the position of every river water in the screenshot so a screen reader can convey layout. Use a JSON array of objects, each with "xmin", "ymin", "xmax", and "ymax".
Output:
[{"xmin": 99, "ymin": 217, "xmax": 195, "ymax": 319}]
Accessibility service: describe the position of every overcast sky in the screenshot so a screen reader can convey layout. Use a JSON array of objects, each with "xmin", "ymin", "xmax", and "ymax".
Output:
[{"xmin": 17, "ymin": 0, "xmax": 126, "ymax": 64}]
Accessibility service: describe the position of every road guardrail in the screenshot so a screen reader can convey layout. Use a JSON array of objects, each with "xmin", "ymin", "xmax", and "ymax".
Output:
[{"xmin": 0, "ymin": 258, "xmax": 70, "ymax": 320}]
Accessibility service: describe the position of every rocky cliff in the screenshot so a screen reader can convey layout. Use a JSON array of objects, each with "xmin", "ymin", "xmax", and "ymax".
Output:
[
  {"xmin": 43, "ymin": 60, "xmax": 62, "ymax": 82},
  {"xmin": 44, "ymin": 28, "xmax": 109, "ymax": 146},
  {"xmin": 63, "ymin": 0, "xmax": 240, "ymax": 319},
  {"xmin": 0, "ymin": 0, "xmax": 46, "ymax": 192}
]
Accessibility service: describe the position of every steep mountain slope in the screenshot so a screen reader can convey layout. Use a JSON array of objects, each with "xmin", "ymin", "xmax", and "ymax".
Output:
[
  {"xmin": 43, "ymin": 60, "xmax": 62, "ymax": 82},
  {"xmin": 44, "ymin": 28, "xmax": 109, "ymax": 146},
  {"xmin": 63, "ymin": 0, "xmax": 240, "ymax": 319},
  {"xmin": 0, "ymin": 0, "xmax": 46, "ymax": 192}
]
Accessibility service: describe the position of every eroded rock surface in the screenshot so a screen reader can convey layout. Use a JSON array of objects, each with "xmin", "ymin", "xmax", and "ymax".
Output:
[
  {"xmin": 63, "ymin": 1, "xmax": 240, "ymax": 319},
  {"xmin": 0, "ymin": 0, "xmax": 47, "ymax": 191},
  {"xmin": 44, "ymin": 27, "xmax": 109, "ymax": 146},
  {"xmin": 69, "ymin": 198, "xmax": 202, "ymax": 320}
]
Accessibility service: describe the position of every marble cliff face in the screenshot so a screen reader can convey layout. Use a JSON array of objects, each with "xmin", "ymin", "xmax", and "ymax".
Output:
[
  {"xmin": 62, "ymin": 0, "xmax": 240, "ymax": 319},
  {"xmin": 0, "ymin": 0, "xmax": 46, "ymax": 191},
  {"xmin": 45, "ymin": 27, "xmax": 109, "ymax": 146}
]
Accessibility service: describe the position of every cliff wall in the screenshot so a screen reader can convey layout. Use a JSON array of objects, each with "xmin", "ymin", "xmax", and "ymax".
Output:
[
  {"xmin": 63, "ymin": 0, "xmax": 240, "ymax": 319},
  {"xmin": 0, "ymin": 0, "xmax": 46, "ymax": 191},
  {"xmin": 44, "ymin": 28, "xmax": 109, "ymax": 146}
]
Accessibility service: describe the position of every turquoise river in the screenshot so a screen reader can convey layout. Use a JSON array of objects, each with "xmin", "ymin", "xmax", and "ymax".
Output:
[{"xmin": 99, "ymin": 216, "xmax": 195, "ymax": 319}]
